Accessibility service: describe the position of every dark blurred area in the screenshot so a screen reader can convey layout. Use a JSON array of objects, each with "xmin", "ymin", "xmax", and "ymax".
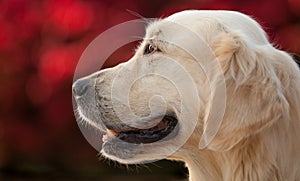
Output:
[{"xmin": 0, "ymin": 0, "xmax": 299, "ymax": 180}]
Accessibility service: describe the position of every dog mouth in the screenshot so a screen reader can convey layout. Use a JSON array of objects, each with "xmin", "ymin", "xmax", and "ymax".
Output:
[{"xmin": 103, "ymin": 115, "xmax": 178, "ymax": 144}]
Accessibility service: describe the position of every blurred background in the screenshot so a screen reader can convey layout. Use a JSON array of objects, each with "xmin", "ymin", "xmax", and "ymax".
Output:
[{"xmin": 0, "ymin": 0, "xmax": 299, "ymax": 180}]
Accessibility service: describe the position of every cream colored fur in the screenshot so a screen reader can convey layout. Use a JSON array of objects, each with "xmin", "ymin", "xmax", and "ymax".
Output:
[
  {"xmin": 165, "ymin": 10, "xmax": 300, "ymax": 181},
  {"xmin": 75, "ymin": 10, "xmax": 300, "ymax": 181}
]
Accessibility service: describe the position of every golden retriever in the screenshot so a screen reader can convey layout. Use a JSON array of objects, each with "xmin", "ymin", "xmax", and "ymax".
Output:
[{"xmin": 72, "ymin": 10, "xmax": 300, "ymax": 181}]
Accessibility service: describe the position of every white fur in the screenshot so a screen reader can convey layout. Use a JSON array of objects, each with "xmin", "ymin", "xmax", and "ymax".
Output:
[{"xmin": 78, "ymin": 10, "xmax": 300, "ymax": 181}]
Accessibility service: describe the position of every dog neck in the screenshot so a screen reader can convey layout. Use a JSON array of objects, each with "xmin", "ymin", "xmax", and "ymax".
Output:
[
  {"xmin": 174, "ymin": 144, "xmax": 272, "ymax": 181},
  {"xmin": 172, "ymin": 130, "xmax": 290, "ymax": 181},
  {"xmin": 171, "ymin": 146, "xmax": 223, "ymax": 181},
  {"xmin": 184, "ymin": 151, "xmax": 221, "ymax": 181}
]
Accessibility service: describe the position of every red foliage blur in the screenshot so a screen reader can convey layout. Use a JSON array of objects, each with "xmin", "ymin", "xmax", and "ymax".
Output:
[
  {"xmin": 0, "ymin": 0, "xmax": 299, "ymax": 174},
  {"xmin": 45, "ymin": 0, "xmax": 94, "ymax": 36}
]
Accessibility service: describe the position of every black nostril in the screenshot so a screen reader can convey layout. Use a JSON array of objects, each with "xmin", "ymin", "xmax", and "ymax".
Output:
[{"xmin": 72, "ymin": 78, "xmax": 90, "ymax": 97}]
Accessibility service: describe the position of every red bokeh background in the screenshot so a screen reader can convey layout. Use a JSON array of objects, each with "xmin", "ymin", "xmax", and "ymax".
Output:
[{"xmin": 0, "ymin": 0, "xmax": 299, "ymax": 180}]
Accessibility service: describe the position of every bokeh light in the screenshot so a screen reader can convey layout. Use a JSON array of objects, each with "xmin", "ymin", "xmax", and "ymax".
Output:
[{"xmin": 0, "ymin": 0, "xmax": 299, "ymax": 180}]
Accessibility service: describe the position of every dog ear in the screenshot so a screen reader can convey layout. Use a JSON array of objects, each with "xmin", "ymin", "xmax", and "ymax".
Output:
[{"xmin": 201, "ymin": 30, "xmax": 290, "ymax": 151}]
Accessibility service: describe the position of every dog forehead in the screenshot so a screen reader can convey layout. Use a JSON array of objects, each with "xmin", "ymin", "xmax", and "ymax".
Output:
[
  {"xmin": 164, "ymin": 10, "xmax": 269, "ymax": 45},
  {"xmin": 144, "ymin": 11, "xmax": 222, "ymax": 43},
  {"xmin": 144, "ymin": 20, "xmax": 199, "ymax": 43}
]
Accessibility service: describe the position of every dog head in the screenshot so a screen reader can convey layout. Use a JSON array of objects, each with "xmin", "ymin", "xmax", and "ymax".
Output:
[{"xmin": 72, "ymin": 10, "xmax": 293, "ymax": 164}]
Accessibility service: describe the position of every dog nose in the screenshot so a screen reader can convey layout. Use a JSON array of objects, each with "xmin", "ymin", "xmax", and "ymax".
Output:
[{"xmin": 72, "ymin": 78, "xmax": 90, "ymax": 97}]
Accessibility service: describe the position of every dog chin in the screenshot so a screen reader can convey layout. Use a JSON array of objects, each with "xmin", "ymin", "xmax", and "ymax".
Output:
[
  {"xmin": 101, "ymin": 138, "xmax": 161, "ymax": 164},
  {"xmin": 101, "ymin": 138, "xmax": 140, "ymax": 164},
  {"xmin": 100, "ymin": 131, "xmax": 180, "ymax": 164}
]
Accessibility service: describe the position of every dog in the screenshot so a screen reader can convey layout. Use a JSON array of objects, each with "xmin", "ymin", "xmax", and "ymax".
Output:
[{"xmin": 72, "ymin": 10, "xmax": 300, "ymax": 181}]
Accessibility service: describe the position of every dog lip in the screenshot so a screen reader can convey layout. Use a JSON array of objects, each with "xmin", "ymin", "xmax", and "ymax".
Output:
[
  {"xmin": 113, "ymin": 114, "xmax": 178, "ymax": 144},
  {"xmin": 102, "ymin": 129, "xmax": 117, "ymax": 143}
]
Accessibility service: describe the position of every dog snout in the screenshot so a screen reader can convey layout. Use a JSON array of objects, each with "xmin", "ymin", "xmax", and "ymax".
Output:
[{"xmin": 72, "ymin": 78, "xmax": 92, "ymax": 97}]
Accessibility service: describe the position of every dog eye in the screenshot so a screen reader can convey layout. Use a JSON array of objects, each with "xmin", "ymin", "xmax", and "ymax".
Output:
[{"xmin": 143, "ymin": 44, "xmax": 159, "ymax": 55}]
